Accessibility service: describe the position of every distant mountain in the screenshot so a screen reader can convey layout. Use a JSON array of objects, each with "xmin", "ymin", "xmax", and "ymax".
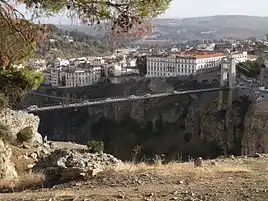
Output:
[
  {"xmin": 152, "ymin": 15, "xmax": 268, "ymax": 40},
  {"xmin": 54, "ymin": 15, "xmax": 268, "ymax": 41}
]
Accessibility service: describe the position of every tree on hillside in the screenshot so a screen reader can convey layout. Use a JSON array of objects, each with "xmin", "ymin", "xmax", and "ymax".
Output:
[
  {"xmin": 236, "ymin": 61, "xmax": 260, "ymax": 78},
  {"xmin": 136, "ymin": 55, "xmax": 147, "ymax": 75},
  {"xmin": 0, "ymin": 0, "xmax": 171, "ymax": 108}
]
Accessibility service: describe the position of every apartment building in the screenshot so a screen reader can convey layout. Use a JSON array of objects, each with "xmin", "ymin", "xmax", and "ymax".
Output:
[
  {"xmin": 43, "ymin": 66, "xmax": 102, "ymax": 87},
  {"xmin": 231, "ymin": 51, "xmax": 248, "ymax": 63},
  {"xmin": 146, "ymin": 50, "xmax": 225, "ymax": 77},
  {"xmin": 63, "ymin": 67, "xmax": 101, "ymax": 87}
]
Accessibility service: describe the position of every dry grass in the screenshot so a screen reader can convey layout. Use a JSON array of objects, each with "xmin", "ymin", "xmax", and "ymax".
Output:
[
  {"xmin": 0, "ymin": 172, "xmax": 45, "ymax": 193},
  {"xmin": 111, "ymin": 159, "xmax": 251, "ymax": 180}
]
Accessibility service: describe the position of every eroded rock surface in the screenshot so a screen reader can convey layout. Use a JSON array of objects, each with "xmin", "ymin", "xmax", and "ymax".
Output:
[
  {"xmin": 0, "ymin": 109, "xmax": 42, "ymax": 143},
  {"xmin": 33, "ymin": 148, "xmax": 121, "ymax": 183},
  {"xmin": 0, "ymin": 139, "xmax": 17, "ymax": 179}
]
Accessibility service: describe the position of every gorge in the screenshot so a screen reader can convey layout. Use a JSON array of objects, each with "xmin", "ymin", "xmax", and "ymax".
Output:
[{"xmin": 22, "ymin": 78, "xmax": 268, "ymax": 161}]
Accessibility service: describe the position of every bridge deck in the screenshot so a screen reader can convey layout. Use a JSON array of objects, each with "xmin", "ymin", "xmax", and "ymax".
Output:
[{"xmin": 27, "ymin": 87, "xmax": 228, "ymax": 112}]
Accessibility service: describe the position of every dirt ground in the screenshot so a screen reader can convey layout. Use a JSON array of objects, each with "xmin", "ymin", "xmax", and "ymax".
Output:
[{"xmin": 1, "ymin": 155, "xmax": 268, "ymax": 201}]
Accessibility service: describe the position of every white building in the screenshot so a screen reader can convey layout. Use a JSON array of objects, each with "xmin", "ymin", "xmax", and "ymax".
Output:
[
  {"xmin": 64, "ymin": 67, "xmax": 101, "ymax": 87},
  {"xmin": 43, "ymin": 66, "xmax": 102, "ymax": 87},
  {"xmin": 54, "ymin": 58, "xmax": 70, "ymax": 66},
  {"xmin": 146, "ymin": 50, "xmax": 225, "ymax": 77},
  {"xmin": 231, "ymin": 51, "xmax": 248, "ymax": 64}
]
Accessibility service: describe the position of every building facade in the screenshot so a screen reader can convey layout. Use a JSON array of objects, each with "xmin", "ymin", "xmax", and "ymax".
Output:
[
  {"xmin": 231, "ymin": 51, "xmax": 248, "ymax": 64},
  {"xmin": 145, "ymin": 51, "xmax": 225, "ymax": 78},
  {"xmin": 43, "ymin": 66, "xmax": 102, "ymax": 87}
]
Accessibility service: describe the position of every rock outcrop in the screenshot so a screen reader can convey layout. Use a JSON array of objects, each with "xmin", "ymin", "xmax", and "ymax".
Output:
[
  {"xmin": 0, "ymin": 140, "xmax": 17, "ymax": 179},
  {"xmin": 242, "ymin": 101, "xmax": 268, "ymax": 155},
  {"xmin": 0, "ymin": 109, "xmax": 42, "ymax": 143},
  {"xmin": 33, "ymin": 148, "xmax": 121, "ymax": 183}
]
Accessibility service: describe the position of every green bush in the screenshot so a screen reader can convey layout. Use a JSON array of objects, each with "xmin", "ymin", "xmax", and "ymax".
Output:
[
  {"xmin": 16, "ymin": 127, "xmax": 34, "ymax": 143},
  {"xmin": 0, "ymin": 67, "xmax": 44, "ymax": 109},
  {"xmin": 0, "ymin": 122, "xmax": 13, "ymax": 143},
  {"xmin": 87, "ymin": 140, "xmax": 104, "ymax": 154}
]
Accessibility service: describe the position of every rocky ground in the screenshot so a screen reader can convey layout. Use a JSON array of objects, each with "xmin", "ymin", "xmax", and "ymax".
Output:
[{"xmin": 0, "ymin": 140, "xmax": 267, "ymax": 201}]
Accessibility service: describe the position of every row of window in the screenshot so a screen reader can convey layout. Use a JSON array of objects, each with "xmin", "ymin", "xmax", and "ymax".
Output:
[
  {"xmin": 147, "ymin": 64, "xmax": 196, "ymax": 71},
  {"xmin": 148, "ymin": 57, "xmax": 223, "ymax": 64},
  {"xmin": 146, "ymin": 70, "xmax": 193, "ymax": 77},
  {"xmin": 147, "ymin": 67, "xmax": 195, "ymax": 75}
]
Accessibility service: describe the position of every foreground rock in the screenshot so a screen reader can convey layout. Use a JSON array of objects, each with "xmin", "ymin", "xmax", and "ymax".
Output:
[
  {"xmin": 33, "ymin": 149, "xmax": 121, "ymax": 183},
  {"xmin": 0, "ymin": 140, "xmax": 17, "ymax": 179},
  {"xmin": 0, "ymin": 109, "xmax": 42, "ymax": 143}
]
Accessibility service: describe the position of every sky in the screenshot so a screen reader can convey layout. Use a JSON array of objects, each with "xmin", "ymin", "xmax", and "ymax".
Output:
[{"xmin": 17, "ymin": 0, "xmax": 268, "ymax": 24}]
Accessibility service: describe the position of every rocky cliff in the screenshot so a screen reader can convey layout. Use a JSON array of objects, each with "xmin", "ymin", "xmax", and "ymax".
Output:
[
  {"xmin": 242, "ymin": 100, "xmax": 268, "ymax": 155},
  {"xmin": 24, "ymin": 79, "xmax": 267, "ymax": 161}
]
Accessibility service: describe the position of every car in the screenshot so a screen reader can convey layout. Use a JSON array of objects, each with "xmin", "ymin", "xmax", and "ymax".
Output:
[
  {"xmin": 106, "ymin": 98, "xmax": 112, "ymax": 101},
  {"xmin": 82, "ymin": 100, "xmax": 89, "ymax": 104},
  {"xmin": 27, "ymin": 105, "xmax": 38, "ymax": 110},
  {"xmin": 129, "ymin": 95, "xmax": 137, "ymax": 99},
  {"xmin": 144, "ymin": 93, "xmax": 151, "ymax": 98}
]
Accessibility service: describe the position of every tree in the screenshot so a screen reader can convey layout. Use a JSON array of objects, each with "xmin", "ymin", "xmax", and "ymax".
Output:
[
  {"xmin": 236, "ymin": 61, "xmax": 260, "ymax": 78},
  {"xmin": 136, "ymin": 55, "xmax": 147, "ymax": 75},
  {"xmin": 20, "ymin": 0, "xmax": 171, "ymax": 38}
]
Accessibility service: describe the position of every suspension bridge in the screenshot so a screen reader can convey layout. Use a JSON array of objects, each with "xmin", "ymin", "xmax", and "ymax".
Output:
[{"xmin": 26, "ymin": 87, "xmax": 229, "ymax": 112}]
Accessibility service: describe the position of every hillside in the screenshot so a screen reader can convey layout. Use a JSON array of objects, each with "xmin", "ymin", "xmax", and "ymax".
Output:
[
  {"xmin": 34, "ymin": 25, "xmax": 114, "ymax": 60},
  {"xmin": 152, "ymin": 15, "xmax": 268, "ymax": 40},
  {"xmin": 55, "ymin": 15, "xmax": 268, "ymax": 41}
]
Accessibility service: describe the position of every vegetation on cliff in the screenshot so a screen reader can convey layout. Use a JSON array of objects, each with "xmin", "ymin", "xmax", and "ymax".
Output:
[{"xmin": 236, "ymin": 61, "xmax": 261, "ymax": 78}]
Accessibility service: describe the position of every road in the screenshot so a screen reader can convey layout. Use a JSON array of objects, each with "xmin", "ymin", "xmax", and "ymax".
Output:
[{"xmin": 236, "ymin": 75, "xmax": 268, "ymax": 100}]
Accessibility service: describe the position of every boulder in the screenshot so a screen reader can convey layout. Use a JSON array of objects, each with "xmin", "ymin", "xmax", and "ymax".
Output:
[
  {"xmin": 194, "ymin": 157, "xmax": 203, "ymax": 167},
  {"xmin": 33, "ymin": 149, "xmax": 121, "ymax": 183},
  {"xmin": 0, "ymin": 109, "xmax": 42, "ymax": 144},
  {"xmin": 0, "ymin": 139, "xmax": 17, "ymax": 179}
]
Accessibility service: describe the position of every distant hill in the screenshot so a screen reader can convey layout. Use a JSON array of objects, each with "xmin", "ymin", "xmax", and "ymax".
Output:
[
  {"xmin": 152, "ymin": 15, "xmax": 268, "ymax": 40},
  {"xmin": 54, "ymin": 15, "xmax": 268, "ymax": 41}
]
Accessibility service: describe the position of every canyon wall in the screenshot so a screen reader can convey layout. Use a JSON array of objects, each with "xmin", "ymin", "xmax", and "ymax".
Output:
[{"xmin": 24, "ymin": 79, "xmax": 267, "ymax": 161}]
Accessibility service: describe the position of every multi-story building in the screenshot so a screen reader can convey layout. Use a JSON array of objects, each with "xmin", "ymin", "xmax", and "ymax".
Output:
[
  {"xmin": 43, "ymin": 66, "xmax": 102, "ymax": 87},
  {"xmin": 63, "ymin": 67, "xmax": 102, "ymax": 87},
  {"xmin": 231, "ymin": 51, "xmax": 248, "ymax": 64},
  {"xmin": 145, "ymin": 49, "xmax": 225, "ymax": 78}
]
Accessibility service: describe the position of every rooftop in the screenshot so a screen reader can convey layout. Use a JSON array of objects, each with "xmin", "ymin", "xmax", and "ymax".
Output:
[{"xmin": 149, "ymin": 49, "xmax": 225, "ymax": 59}]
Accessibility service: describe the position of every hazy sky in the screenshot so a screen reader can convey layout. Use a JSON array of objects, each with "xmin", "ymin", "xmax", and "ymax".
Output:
[
  {"xmin": 161, "ymin": 0, "xmax": 268, "ymax": 18},
  {"xmin": 18, "ymin": 0, "xmax": 268, "ymax": 24}
]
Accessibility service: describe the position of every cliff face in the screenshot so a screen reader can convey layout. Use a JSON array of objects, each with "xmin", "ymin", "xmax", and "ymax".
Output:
[
  {"xmin": 242, "ymin": 101, "xmax": 268, "ymax": 155},
  {"xmin": 26, "ymin": 79, "xmax": 267, "ymax": 161}
]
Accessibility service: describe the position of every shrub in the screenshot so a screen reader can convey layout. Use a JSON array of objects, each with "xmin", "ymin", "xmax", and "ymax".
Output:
[
  {"xmin": 87, "ymin": 140, "xmax": 104, "ymax": 154},
  {"xmin": 16, "ymin": 127, "xmax": 33, "ymax": 143},
  {"xmin": 0, "ymin": 68, "xmax": 44, "ymax": 109}
]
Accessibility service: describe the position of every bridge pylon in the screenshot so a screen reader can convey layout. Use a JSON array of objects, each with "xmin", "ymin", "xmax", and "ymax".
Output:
[{"xmin": 218, "ymin": 56, "xmax": 236, "ymax": 111}]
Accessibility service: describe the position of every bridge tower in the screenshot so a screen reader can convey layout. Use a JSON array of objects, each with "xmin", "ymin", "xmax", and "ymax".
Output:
[{"xmin": 218, "ymin": 56, "xmax": 236, "ymax": 110}]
